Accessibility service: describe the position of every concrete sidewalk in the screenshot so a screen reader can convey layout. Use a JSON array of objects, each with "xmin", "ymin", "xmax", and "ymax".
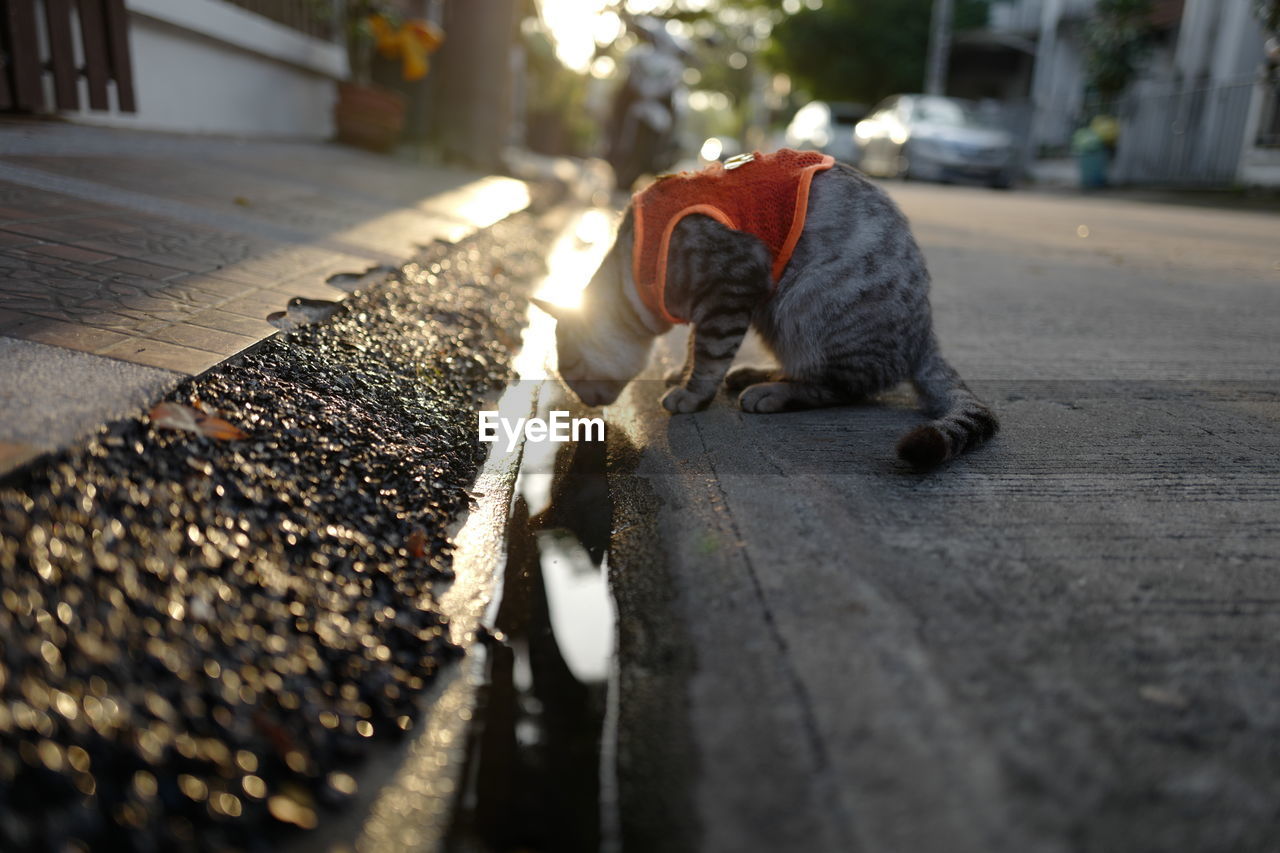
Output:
[
  {"xmin": 0, "ymin": 119, "xmax": 529, "ymax": 474},
  {"xmin": 605, "ymin": 180, "xmax": 1280, "ymax": 852}
]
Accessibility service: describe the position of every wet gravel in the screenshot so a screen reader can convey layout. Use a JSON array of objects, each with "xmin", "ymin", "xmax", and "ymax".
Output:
[{"xmin": 0, "ymin": 212, "xmax": 550, "ymax": 851}]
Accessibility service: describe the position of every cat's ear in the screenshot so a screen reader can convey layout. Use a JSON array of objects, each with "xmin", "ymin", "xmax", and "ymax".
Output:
[{"xmin": 531, "ymin": 296, "xmax": 573, "ymax": 321}]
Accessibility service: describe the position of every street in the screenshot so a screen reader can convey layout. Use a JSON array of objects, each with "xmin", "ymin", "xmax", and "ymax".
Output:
[
  {"xmin": 2, "ymin": 149, "xmax": 1278, "ymax": 851},
  {"xmin": 593, "ymin": 181, "xmax": 1280, "ymax": 852},
  {"xmin": 6, "ymin": 0, "xmax": 1280, "ymax": 850}
]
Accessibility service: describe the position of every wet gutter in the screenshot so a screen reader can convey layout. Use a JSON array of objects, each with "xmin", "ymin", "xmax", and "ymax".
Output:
[{"xmin": 345, "ymin": 204, "xmax": 619, "ymax": 852}]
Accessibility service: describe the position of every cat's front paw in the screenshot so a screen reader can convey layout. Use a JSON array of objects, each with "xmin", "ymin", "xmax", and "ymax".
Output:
[{"xmin": 661, "ymin": 386, "xmax": 712, "ymax": 414}]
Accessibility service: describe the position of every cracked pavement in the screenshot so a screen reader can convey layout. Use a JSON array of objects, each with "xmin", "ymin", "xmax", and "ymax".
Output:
[{"xmin": 604, "ymin": 181, "xmax": 1280, "ymax": 853}]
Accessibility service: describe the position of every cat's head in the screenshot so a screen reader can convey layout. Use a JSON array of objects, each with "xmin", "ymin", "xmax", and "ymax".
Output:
[{"xmin": 533, "ymin": 235, "xmax": 656, "ymax": 407}]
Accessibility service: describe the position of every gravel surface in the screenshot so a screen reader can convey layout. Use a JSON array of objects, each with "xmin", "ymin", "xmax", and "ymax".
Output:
[{"xmin": 0, "ymin": 212, "xmax": 549, "ymax": 852}]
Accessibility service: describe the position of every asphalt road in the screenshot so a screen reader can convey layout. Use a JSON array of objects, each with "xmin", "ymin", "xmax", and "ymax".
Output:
[{"xmin": 603, "ymin": 183, "xmax": 1280, "ymax": 853}]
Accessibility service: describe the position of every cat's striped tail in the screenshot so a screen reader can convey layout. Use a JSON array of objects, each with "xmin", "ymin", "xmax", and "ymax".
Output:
[{"xmin": 896, "ymin": 344, "xmax": 999, "ymax": 467}]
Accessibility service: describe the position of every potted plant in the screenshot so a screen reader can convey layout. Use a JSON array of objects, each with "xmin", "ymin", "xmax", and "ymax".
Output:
[
  {"xmin": 1074, "ymin": 0, "xmax": 1152, "ymax": 187},
  {"xmin": 1072, "ymin": 115, "xmax": 1118, "ymax": 189},
  {"xmin": 335, "ymin": 3, "xmax": 445, "ymax": 152}
]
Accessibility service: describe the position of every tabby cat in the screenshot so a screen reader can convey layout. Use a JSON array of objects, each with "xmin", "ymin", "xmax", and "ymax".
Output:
[{"xmin": 533, "ymin": 159, "xmax": 998, "ymax": 467}]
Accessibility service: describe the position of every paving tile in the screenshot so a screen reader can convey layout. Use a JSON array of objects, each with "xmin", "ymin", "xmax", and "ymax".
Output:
[
  {"xmin": 141, "ymin": 254, "xmax": 240, "ymax": 274},
  {"xmin": 4, "ymin": 222, "xmax": 74, "ymax": 241},
  {"xmin": 147, "ymin": 322, "xmax": 261, "ymax": 357},
  {"xmin": 75, "ymin": 216, "xmax": 146, "ymax": 235},
  {"xmin": 70, "ymin": 238, "xmax": 149, "ymax": 258},
  {"xmin": 184, "ymin": 265, "xmax": 279, "ymax": 289},
  {"xmin": 3, "ymin": 219, "xmax": 99, "ymax": 241},
  {"xmin": 218, "ymin": 290, "xmax": 293, "ymax": 320},
  {"xmin": 115, "ymin": 292, "xmax": 201, "ymax": 315},
  {"xmin": 166, "ymin": 274, "xmax": 257, "ymax": 300},
  {"xmin": 264, "ymin": 276, "xmax": 347, "ymax": 302},
  {"xmin": 0, "ymin": 311, "xmax": 56, "ymax": 337},
  {"xmin": 0, "ymin": 183, "xmax": 117, "ymax": 219},
  {"xmin": 69, "ymin": 223, "xmax": 277, "ymax": 273},
  {"xmin": 71, "ymin": 310, "xmax": 168, "ymax": 336},
  {"xmin": 97, "ymin": 257, "xmax": 188, "ymax": 280},
  {"xmin": 98, "ymin": 337, "xmax": 223, "ymax": 375},
  {"xmin": 0, "ymin": 229, "xmax": 42, "ymax": 247},
  {"xmin": 15, "ymin": 318, "xmax": 132, "ymax": 354},
  {"xmin": 185, "ymin": 307, "xmax": 278, "ymax": 339},
  {"xmin": 25, "ymin": 243, "xmax": 116, "ymax": 263}
]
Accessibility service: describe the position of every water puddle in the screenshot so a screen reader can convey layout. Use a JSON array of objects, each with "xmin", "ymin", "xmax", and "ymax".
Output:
[
  {"xmin": 445, "ymin": 426, "xmax": 619, "ymax": 853},
  {"xmin": 445, "ymin": 205, "xmax": 622, "ymax": 851}
]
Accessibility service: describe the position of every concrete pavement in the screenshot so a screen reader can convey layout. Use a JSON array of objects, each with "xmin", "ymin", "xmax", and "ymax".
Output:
[
  {"xmin": 0, "ymin": 119, "xmax": 529, "ymax": 474},
  {"xmin": 605, "ymin": 182, "xmax": 1280, "ymax": 852}
]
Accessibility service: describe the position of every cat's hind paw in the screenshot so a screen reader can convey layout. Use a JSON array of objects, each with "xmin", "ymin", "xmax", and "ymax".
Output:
[
  {"xmin": 738, "ymin": 382, "xmax": 795, "ymax": 413},
  {"xmin": 661, "ymin": 386, "xmax": 712, "ymax": 414}
]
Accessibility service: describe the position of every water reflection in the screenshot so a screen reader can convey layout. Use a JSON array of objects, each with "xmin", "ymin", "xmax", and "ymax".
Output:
[
  {"xmin": 447, "ymin": 435, "xmax": 617, "ymax": 853},
  {"xmin": 446, "ymin": 202, "xmax": 620, "ymax": 852}
]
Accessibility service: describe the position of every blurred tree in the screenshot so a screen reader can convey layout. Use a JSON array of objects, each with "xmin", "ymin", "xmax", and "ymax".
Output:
[
  {"xmin": 1256, "ymin": 0, "xmax": 1280, "ymax": 35},
  {"xmin": 1083, "ymin": 0, "xmax": 1154, "ymax": 101},
  {"xmin": 762, "ymin": 0, "xmax": 990, "ymax": 104},
  {"xmin": 520, "ymin": 10, "xmax": 599, "ymax": 156}
]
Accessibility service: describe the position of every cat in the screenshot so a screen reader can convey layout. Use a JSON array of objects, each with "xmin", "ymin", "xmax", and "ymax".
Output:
[{"xmin": 532, "ymin": 156, "xmax": 998, "ymax": 468}]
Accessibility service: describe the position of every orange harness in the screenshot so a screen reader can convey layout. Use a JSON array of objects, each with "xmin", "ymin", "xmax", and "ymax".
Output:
[{"xmin": 631, "ymin": 148, "xmax": 835, "ymax": 324}]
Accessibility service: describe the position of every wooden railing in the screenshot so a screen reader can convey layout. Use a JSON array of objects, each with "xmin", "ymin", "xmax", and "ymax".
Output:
[{"xmin": 0, "ymin": 0, "xmax": 136, "ymax": 112}]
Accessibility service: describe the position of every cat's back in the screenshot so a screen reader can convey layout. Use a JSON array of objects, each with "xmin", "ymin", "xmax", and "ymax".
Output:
[{"xmin": 778, "ymin": 162, "xmax": 926, "ymax": 291}]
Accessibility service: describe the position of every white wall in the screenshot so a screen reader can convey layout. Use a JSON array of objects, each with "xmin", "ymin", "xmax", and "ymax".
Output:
[
  {"xmin": 68, "ymin": 0, "xmax": 348, "ymax": 139},
  {"xmin": 1176, "ymin": 0, "xmax": 1264, "ymax": 83},
  {"xmin": 990, "ymin": 0, "xmax": 1045, "ymax": 35},
  {"xmin": 1029, "ymin": 0, "xmax": 1089, "ymax": 152}
]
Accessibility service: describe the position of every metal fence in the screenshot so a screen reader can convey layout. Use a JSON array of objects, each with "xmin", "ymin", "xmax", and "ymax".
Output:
[
  {"xmin": 1255, "ymin": 71, "xmax": 1280, "ymax": 149},
  {"xmin": 220, "ymin": 0, "xmax": 342, "ymax": 41},
  {"xmin": 1115, "ymin": 78, "xmax": 1258, "ymax": 187}
]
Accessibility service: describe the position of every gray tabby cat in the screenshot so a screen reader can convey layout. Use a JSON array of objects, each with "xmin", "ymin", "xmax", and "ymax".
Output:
[{"xmin": 533, "ymin": 162, "xmax": 998, "ymax": 467}]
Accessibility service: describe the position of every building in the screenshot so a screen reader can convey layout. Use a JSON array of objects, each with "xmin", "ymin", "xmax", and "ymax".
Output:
[
  {"xmin": 20, "ymin": 0, "xmax": 351, "ymax": 139},
  {"xmin": 968, "ymin": 0, "xmax": 1280, "ymax": 186},
  {"xmin": 1, "ymin": 0, "xmax": 521, "ymax": 169}
]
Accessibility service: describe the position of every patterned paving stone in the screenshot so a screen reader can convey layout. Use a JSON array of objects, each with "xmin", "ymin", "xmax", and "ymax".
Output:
[
  {"xmin": 0, "ymin": 120, "xmax": 530, "ymax": 473},
  {"xmin": 96, "ymin": 336, "xmax": 224, "ymax": 374}
]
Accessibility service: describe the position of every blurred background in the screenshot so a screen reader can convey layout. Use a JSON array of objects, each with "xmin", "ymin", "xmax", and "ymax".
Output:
[{"xmin": 5, "ymin": 0, "xmax": 1280, "ymax": 190}]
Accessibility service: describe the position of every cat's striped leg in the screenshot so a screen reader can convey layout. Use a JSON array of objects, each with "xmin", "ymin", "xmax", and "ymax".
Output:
[{"xmin": 661, "ymin": 313, "xmax": 751, "ymax": 414}]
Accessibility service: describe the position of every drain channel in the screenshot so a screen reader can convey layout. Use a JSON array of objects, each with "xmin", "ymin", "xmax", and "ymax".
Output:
[{"xmin": 446, "ymin": 422, "xmax": 619, "ymax": 853}]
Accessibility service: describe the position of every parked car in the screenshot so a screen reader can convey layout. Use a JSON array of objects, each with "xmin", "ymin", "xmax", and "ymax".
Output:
[
  {"xmin": 854, "ymin": 95, "xmax": 1015, "ymax": 188},
  {"xmin": 784, "ymin": 100, "xmax": 867, "ymax": 165}
]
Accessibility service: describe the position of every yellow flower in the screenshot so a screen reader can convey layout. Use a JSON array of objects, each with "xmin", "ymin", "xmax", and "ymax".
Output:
[
  {"xmin": 364, "ymin": 15, "xmax": 446, "ymax": 81},
  {"xmin": 368, "ymin": 14, "xmax": 399, "ymax": 58}
]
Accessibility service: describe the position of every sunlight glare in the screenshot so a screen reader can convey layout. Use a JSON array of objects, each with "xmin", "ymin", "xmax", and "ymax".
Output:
[
  {"xmin": 540, "ymin": 0, "xmax": 613, "ymax": 73},
  {"xmin": 532, "ymin": 207, "xmax": 615, "ymax": 310}
]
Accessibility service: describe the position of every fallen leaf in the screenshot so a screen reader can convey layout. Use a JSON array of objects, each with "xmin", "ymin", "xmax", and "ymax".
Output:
[
  {"xmin": 406, "ymin": 527, "xmax": 428, "ymax": 559},
  {"xmin": 150, "ymin": 402, "xmax": 248, "ymax": 441}
]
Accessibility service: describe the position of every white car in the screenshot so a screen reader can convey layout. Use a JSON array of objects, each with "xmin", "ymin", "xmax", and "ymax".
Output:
[
  {"xmin": 854, "ymin": 94, "xmax": 1015, "ymax": 188},
  {"xmin": 785, "ymin": 100, "xmax": 866, "ymax": 165}
]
